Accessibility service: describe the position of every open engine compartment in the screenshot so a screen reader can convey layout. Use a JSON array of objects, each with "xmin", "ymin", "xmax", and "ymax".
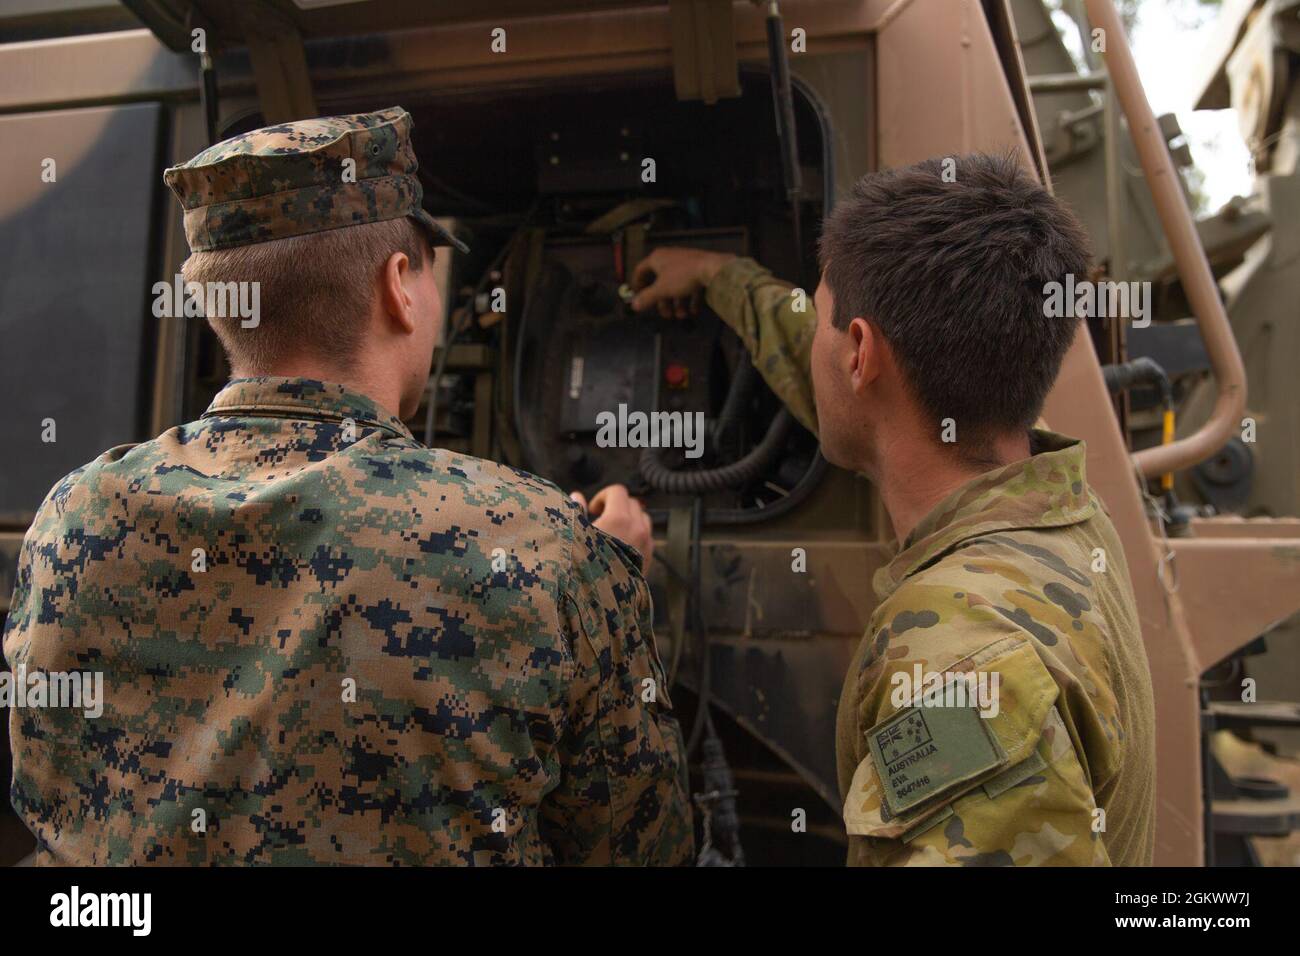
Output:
[
  {"xmin": 193, "ymin": 70, "xmax": 831, "ymax": 523},
  {"xmin": 415, "ymin": 70, "xmax": 831, "ymax": 520}
]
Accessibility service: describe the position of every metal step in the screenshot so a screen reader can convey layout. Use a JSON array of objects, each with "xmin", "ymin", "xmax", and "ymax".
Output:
[
  {"xmin": 1203, "ymin": 700, "xmax": 1300, "ymax": 730},
  {"xmin": 1211, "ymin": 795, "xmax": 1300, "ymax": 837}
]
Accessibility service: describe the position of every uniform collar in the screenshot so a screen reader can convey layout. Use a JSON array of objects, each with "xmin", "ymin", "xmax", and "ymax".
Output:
[
  {"xmin": 202, "ymin": 376, "xmax": 414, "ymax": 441},
  {"xmin": 873, "ymin": 429, "xmax": 1096, "ymax": 601}
]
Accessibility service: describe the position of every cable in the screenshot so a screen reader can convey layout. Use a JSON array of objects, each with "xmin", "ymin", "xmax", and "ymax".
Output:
[
  {"xmin": 704, "ymin": 448, "xmax": 826, "ymax": 525},
  {"xmin": 651, "ymin": 549, "xmax": 689, "ymax": 688},
  {"xmin": 765, "ymin": 0, "xmax": 804, "ymax": 282},
  {"xmin": 650, "ymin": 509, "xmax": 710, "ymax": 754},
  {"xmin": 652, "ymin": 510, "xmax": 743, "ymax": 866},
  {"xmin": 639, "ymin": 408, "xmax": 795, "ymax": 495},
  {"xmin": 199, "ymin": 53, "xmax": 219, "ymax": 146},
  {"xmin": 424, "ymin": 307, "xmax": 466, "ymax": 445},
  {"xmin": 426, "ymin": 206, "xmax": 540, "ymax": 446},
  {"xmin": 685, "ymin": 498, "xmax": 711, "ymax": 757},
  {"xmin": 709, "ymin": 357, "xmax": 759, "ymax": 447}
]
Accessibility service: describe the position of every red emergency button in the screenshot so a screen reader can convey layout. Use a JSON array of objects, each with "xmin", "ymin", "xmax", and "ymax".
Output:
[{"xmin": 664, "ymin": 362, "xmax": 689, "ymax": 389}]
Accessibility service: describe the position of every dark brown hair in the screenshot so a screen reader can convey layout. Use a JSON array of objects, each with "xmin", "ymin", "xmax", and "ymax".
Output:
[{"xmin": 818, "ymin": 152, "xmax": 1091, "ymax": 443}]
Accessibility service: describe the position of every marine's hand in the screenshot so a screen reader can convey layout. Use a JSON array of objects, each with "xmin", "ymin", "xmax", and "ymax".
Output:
[
  {"xmin": 570, "ymin": 485, "xmax": 654, "ymax": 566},
  {"xmin": 630, "ymin": 247, "xmax": 735, "ymax": 319}
]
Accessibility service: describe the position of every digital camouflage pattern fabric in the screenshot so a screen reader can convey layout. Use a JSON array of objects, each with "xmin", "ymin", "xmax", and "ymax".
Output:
[
  {"xmin": 4, "ymin": 378, "xmax": 691, "ymax": 865},
  {"xmin": 163, "ymin": 106, "xmax": 467, "ymax": 254},
  {"xmin": 707, "ymin": 257, "xmax": 1156, "ymax": 866}
]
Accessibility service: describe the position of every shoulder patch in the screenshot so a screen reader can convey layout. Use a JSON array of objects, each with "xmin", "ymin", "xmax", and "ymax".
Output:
[{"xmin": 867, "ymin": 702, "xmax": 1006, "ymax": 818}]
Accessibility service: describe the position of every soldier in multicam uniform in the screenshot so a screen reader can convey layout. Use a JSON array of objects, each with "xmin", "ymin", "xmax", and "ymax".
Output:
[
  {"xmin": 631, "ymin": 153, "xmax": 1157, "ymax": 866},
  {"xmin": 4, "ymin": 107, "xmax": 691, "ymax": 865}
]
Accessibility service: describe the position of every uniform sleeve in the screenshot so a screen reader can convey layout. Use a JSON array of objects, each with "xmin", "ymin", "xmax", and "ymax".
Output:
[
  {"xmin": 2, "ymin": 467, "xmax": 85, "ymax": 667},
  {"xmin": 705, "ymin": 257, "xmax": 820, "ymax": 435},
  {"xmin": 2, "ymin": 527, "xmax": 35, "ymax": 663},
  {"xmin": 538, "ymin": 500, "xmax": 693, "ymax": 865},
  {"xmin": 843, "ymin": 622, "xmax": 1111, "ymax": 867}
]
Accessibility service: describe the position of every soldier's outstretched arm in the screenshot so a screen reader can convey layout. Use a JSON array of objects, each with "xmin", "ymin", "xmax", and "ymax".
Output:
[
  {"xmin": 631, "ymin": 249, "xmax": 820, "ymax": 435},
  {"xmin": 538, "ymin": 501, "xmax": 693, "ymax": 865}
]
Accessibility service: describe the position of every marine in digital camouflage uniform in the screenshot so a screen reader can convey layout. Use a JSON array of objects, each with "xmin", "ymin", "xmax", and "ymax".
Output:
[
  {"xmin": 705, "ymin": 256, "xmax": 1156, "ymax": 866},
  {"xmin": 4, "ymin": 108, "xmax": 691, "ymax": 865}
]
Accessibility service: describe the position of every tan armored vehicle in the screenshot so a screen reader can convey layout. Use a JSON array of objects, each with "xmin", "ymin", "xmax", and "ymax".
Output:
[{"xmin": 1, "ymin": 0, "xmax": 1298, "ymax": 866}]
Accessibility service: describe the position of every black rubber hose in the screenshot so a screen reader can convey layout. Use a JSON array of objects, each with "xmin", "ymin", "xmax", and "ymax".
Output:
[
  {"xmin": 708, "ymin": 358, "xmax": 759, "ymax": 446},
  {"xmin": 1101, "ymin": 356, "xmax": 1173, "ymax": 405},
  {"xmin": 640, "ymin": 407, "xmax": 795, "ymax": 495},
  {"xmin": 703, "ymin": 448, "xmax": 826, "ymax": 526}
]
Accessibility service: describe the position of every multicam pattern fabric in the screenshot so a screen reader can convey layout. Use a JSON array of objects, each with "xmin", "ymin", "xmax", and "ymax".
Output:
[
  {"xmin": 706, "ymin": 258, "xmax": 1156, "ymax": 866},
  {"xmin": 4, "ymin": 378, "xmax": 691, "ymax": 865},
  {"xmin": 705, "ymin": 258, "xmax": 819, "ymax": 434},
  {"xmin": 163, "ymin": 107, "xmax": 465, "ymax": 253}
]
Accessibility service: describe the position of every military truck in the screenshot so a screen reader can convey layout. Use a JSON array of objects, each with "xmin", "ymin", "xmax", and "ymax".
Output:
[
  {"xmin": 1, "ymin": 0, "xmax": 1298, "ymax": 866},
  {"xmin": 1016, "ymin": 0, "xmax": 1300, "ymax": 864}
]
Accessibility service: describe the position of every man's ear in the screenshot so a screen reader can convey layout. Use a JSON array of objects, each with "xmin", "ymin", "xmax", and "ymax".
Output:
[
  {"xmin": 380, "ymin": 251, "xmax": 417, "ymax": 335},
  {"xmin": 847, "ymin": 316, "xmax": 883, "ymax": 395}
]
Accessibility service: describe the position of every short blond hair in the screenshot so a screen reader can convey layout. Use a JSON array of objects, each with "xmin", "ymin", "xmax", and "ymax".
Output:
[{"xmin": 181, "ymin": 216, "xmax": 427, "ymax": 375}]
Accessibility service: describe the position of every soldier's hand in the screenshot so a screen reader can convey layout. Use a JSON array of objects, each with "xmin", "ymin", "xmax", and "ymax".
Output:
[
  {"xmin": 630, "ymin": 247, "xmax": 735, "ymax": 320},
  {"xmin": 570, "ymin": 485, "xmax": 654, "ymax": 567}
]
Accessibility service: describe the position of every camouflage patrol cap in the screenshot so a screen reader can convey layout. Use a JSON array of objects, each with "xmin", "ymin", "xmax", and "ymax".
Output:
[{"xmin": 163, "ymin": 106, "xmax": 468, "ymax": 254}]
